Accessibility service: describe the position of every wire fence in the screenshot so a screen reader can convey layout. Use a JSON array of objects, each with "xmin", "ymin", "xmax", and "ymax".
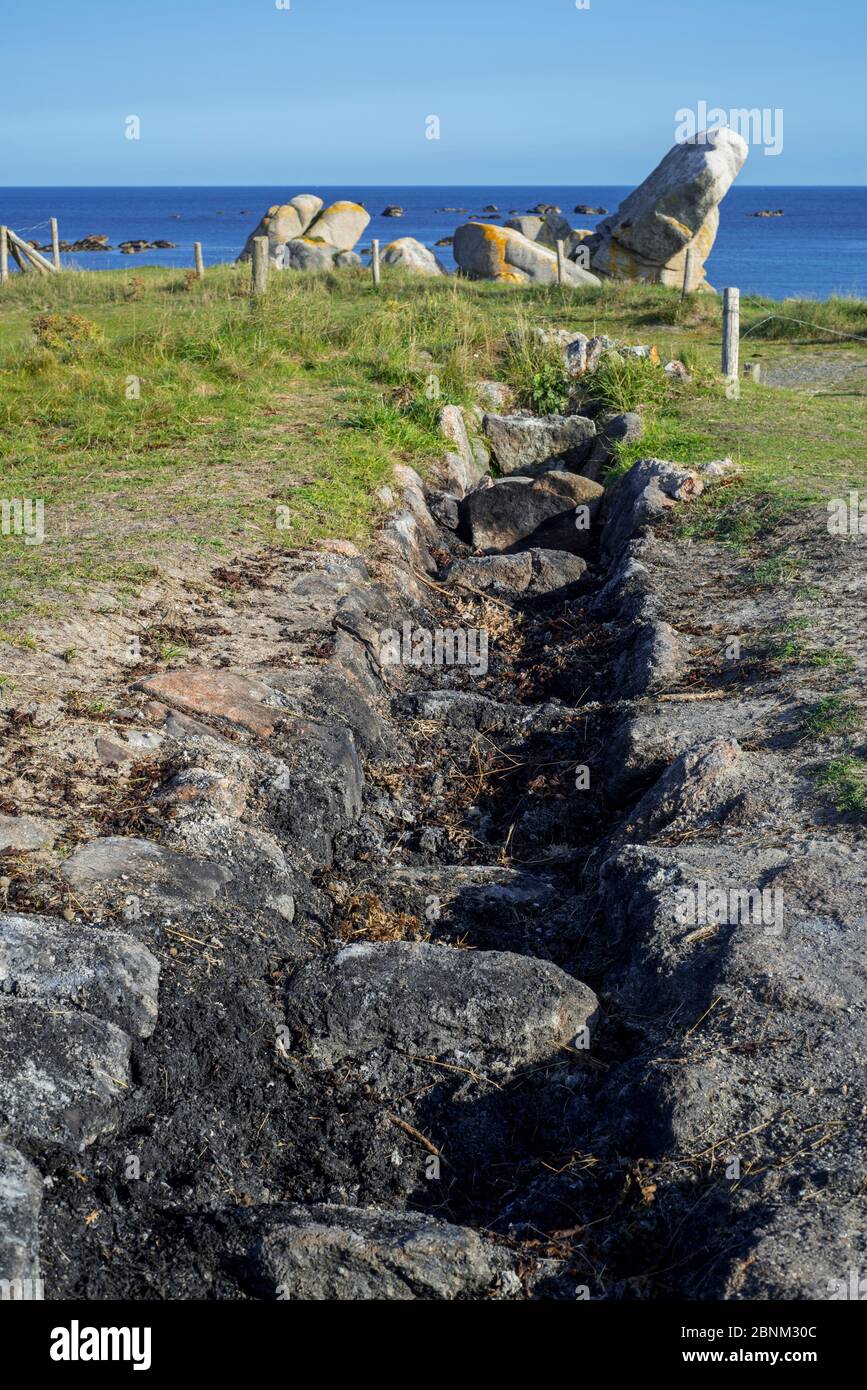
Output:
[
  {"xmin": 738, "ymin": 313, "xmax": 867, "ymax": 396},
  {"xmin": 741, "ymin": 314, "xmax": 867, "ymax": 347}
]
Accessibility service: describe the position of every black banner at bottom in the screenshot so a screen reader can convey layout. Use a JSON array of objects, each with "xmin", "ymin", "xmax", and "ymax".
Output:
[{"xmin": 0, "ymin": 1298, "xmax": 861, "ymax": 1375}]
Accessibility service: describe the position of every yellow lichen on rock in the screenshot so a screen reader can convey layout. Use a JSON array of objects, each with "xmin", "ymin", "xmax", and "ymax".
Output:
[{"xmin": 656, "ymin": 212, "xmax": 694, "ymax": 243}]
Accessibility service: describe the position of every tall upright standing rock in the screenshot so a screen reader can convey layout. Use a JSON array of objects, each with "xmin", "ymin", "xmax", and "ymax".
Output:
[{"xmin": 587, "ymin": 127, "xmax": 748, "ymax": 290}]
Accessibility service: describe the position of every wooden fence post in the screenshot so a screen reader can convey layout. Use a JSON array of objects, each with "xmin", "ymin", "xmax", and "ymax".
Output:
[
  {"xmin": 194, "ymin": 242, "xmax": 205, "ymax": 279},
  {"xmin": 0, "ymin": 227, "xmax": 8, "ymax": 284},
  {"xmin": 50, "ymin": 217, "xmax": 61, "ymax": 271},
  {"xmin": 722, "ymin": 287, "xmax": 740, "ymax": 382},
  {"xmin": 371, "ymin": 239, "xmax": 381, "ymax": 289},
  {"xmin": 6, "ymin": 229, "xmax": 56, "ymax": 274},
  {"xmin": 556, "ymin": 239, "xmax": 565, "ymax": 288},
  {"xmin": 681, "ymin": 247, "xmax": 695, "ymax": 302},
  {"xmin": 251, "ymin": 236, "xmax": 269, "ymax": 296}
]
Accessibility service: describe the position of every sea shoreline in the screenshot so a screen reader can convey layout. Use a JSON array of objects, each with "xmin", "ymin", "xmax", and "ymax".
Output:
[{"xmin": 2, "ymin": 184, "xmax": 866, "ymax": 299}]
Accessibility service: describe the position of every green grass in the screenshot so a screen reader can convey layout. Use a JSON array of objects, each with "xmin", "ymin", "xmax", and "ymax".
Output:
[
  {"xmin": 1, "ymin": 263, "xmax": 867, "ymax": 622},
  {"xmin": 801, "ymin": 696, "xmax": 861, "ymax": 738},
  {"xmin": 816, "ymin": 757, "xmax": 867, "ymax": 815},
  {"xmin": 738, "ymin": 295, "xmax": 867, "ymax": 343},
  {"xmin": 763, "ymin": 623, "xmax": 855, "ymax": 671},
  {"xmin": 580, "ymin": 351, "xmax": 670, "ymax": 414}
]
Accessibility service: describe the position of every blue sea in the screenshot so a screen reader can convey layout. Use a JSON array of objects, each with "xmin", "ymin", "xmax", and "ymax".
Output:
[{"xmin": 1, "ymin": 186, "xmax": 865, "ymax": 301}]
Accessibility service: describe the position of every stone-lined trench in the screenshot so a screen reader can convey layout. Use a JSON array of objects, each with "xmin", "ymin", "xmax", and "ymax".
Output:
[{"xmin": 3, "ymin": 381, "xmax": 865, "ymax": 1301}]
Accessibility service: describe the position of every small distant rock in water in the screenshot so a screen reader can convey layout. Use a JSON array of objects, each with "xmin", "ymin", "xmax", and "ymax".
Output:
[
  {"xmin": 574, "ymin": 203, "xmax": 608, "ymax": 215},
  {"xmin": 52, "ymin": 234, "xmax": 113, "ymax": 253},
  {"xmin": 435, "ymin": 236, "xmax": 453, "ymax": 246},
  {"xmin": 529, "ymin": 202, "xmax": 561, "ymax": 214},
  {"xmin": 481, "ymin": 204, "xmax": 499, "ymax": 214},
  {"xmin": 749, "ymin": 208, "xmax": 784, "ymax": 217},
  {"xmin": 117, "ymin": 239, "xmax": 177, "ymax": 255},
  {"xmin": 381, "ymin": 205, "xmax": 404, "ymax": 217}
]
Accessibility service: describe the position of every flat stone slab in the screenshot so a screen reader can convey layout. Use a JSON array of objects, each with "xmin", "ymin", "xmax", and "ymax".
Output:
[
  {"xmin": 61, "ymin": 837, "xmax": 231, "ymax": 915},
  {"xmin": 251, "ymin": 1204, "xmax": 507, "ymax": 1301},
  {"xmin": 482, "ymin": 412, "xmax": 596, "ymax": 474},
  {"xmin": 0, "ymin": 913, "xmax": 160, "ymax": 1038},
  {"xmin": 397, "ymin": 688, "xmax": 563, "ymax": 734},
  {"xmin": 134, "ymin": 670, "xmax": 284, "ymax": 737},
  {"xmin": 0, "ymin": 814, "xmax": 58, "ymax": 853},
  {"xmin": 446, "ymin": 549, "xmax": 586, "ymax": 597},
  {"xmin": 462, "ymin": 471, "xmax": 603, "ymax": 554},
  {"xmin": 284, "ymin": 940, "xmax": 598, "ymax": 1081},
  {"xmin": 0, "ymin": 1003, "xmax": 132, "ymax": 1150},
  {"xmin": 0, "ymin": 1143, "xmax": 42, "ymax": 1295},
  {"xmin": 378, "ymin": 866, "xmax": 560, "ymax": 947}
]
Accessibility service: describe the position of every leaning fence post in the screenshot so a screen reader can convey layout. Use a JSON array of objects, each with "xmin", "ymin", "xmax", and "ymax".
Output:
[
  {"xmin": 556, "ymin": 239, "xmax": 565, "ymax": 288},
  {"xmin": 371, "ymin": 238, "xmax": 381, "ymax": 289},
  {"xmin": 50, "ymin": 217, "xmax": 61, "ymax": 271},
  {"xmin": 722, "ymin": 287, "xmax": 740, "ymax": 384},
  {"xmin": 681, "ymin": 247, "xmax": 695, "ymax": 302},
  {"xmin": 251, "ymin": 236, "xmax": 269, "ymax": 296},
  {"xmin": 0, "ymin": 227, "xmax": 8, "ymax": 284},
  {"xmin": 194, "ymin": 241, "xmax": 205, "ymax": 279}
]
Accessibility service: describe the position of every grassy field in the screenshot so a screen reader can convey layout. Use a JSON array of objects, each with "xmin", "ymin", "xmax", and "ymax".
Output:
[{"xmin": 1, "ymin": 262, "xmax": 867, "ymax": 627}]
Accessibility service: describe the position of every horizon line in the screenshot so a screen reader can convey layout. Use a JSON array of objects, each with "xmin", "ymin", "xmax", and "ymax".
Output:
[{"xmin": 2, "ymin": 182, "xmax": 865, "ymax": 191}]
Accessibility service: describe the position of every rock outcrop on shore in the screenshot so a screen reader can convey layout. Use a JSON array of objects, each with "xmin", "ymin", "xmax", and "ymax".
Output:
[
  {"xmin": 587, "ymin": 126, "xmax": 748, "ymax": 289},
  {"xmin": 453, "ymin": 222, "xmax": 601, "ymax": 287},
  {"xmin": 238, "ymin": 195, "xmax": 324, "ymax": 263},
  {"xmin": 503, "ymin": 212, "xmax": 592, "ymax": 261},
  {"xmin": 380, "ymin": 237, "xmax": 446, "ymax": 276},
  {"xmin": 238, "ymin": 194, "xmax": 370, "ymax": 269}
]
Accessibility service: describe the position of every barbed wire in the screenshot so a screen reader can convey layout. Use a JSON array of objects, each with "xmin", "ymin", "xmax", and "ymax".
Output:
[
  {"xmin": 742, "ymin": 314, "xmax": 867, "ymax": 346},
  {"xmin": 7, "ymin": 220, "xmax": 52, "ymax": 234}
]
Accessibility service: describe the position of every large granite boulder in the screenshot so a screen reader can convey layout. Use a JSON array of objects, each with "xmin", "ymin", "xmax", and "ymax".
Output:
[
  {"xmin": 504, "ymin": 215, "xmax": 590, "ymax": 262},
  {"xmin": 239, "ymin": 194, "xmax": 323, "ymax": 264},
  {"xmin": 453, "ymin": 222, "xmax": 600, "ymax": 288},
  {"xmin": 504, "ymin": 215, "xmax": 544, "ymax": 241},
  {"xmin": 380, "ymin": 237, "xmax": 446, "ymax": 276},
  {"xmin": 306, "ymin": 201, "xmax": 370, "ymax": 252},
  {"xmin": 588, "ymin": 127, "xmax": 748, "ymax": 288}
]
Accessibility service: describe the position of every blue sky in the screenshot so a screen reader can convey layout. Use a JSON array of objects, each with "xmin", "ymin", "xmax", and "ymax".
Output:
[{"xmin": 3, "ymin": 0, "xmax": 865, "ymax": 185}]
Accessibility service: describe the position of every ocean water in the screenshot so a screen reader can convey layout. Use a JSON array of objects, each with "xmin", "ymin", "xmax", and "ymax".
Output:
[{"xmin": 1, "ymin": 186, "xmax": 865, "ymax": 301}]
